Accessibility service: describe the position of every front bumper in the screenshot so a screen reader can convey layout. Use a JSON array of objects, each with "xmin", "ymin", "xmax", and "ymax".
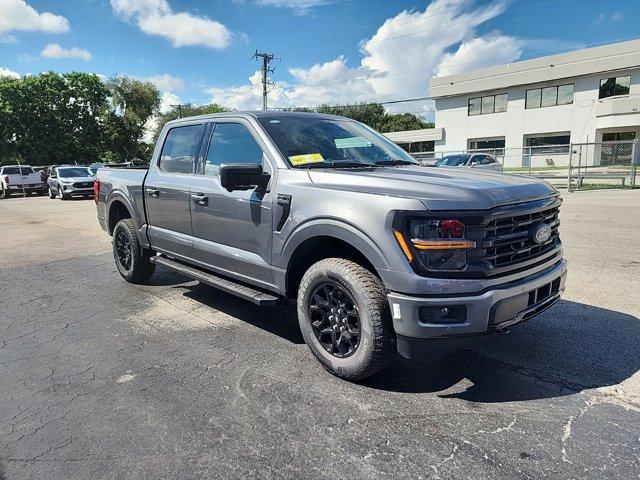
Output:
[
  {"xmin": 61, "ymin": 185, "xmax": 94, "ymax": 196},
  {"xmin": 387, "ymin": 260, "xmax": 567, "ymax": 357},
  {"xmin": 8, "ymin": 184, "xmax": 44, "ymax": 191}
]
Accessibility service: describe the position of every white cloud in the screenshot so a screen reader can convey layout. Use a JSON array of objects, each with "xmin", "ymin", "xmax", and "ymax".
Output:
[
  {"xmin": 41, "ymin": 43, "xmax": 92, "ymax": 61},
  {"xmin": 0, "ymin": 66, "xmax": 20, "ymax": 78},
  {"xmin": 435, "ymin": 34, "xmax": 522, "ymax": 77},
  {"xmin": 0, "ymin": 33, "xmax": 17, "ymax": 43},
  {"xmin": 0, "ymin": 0, "xmax": 70, "ymax": 34},
  {"xmin": 206, "ymin": 0, "xmax": 522, "ymax": 118},
  {"xmin": 159, "ymin": 91, "xmax": 181, "ymax": 113},
  {"xmin": 110, "ymin": 0, "xmax": 231, "ymax": 49},
  {"xmin": 140, "ymin": 74, "xmax": 185, "ymax": 91},
  {"xmin": 594, "ymin": 11, "xmax": 623, "ymax": 25},
  {"xmin": 252, "ymin": 0, "xmax": 333, "ymax": 14}
]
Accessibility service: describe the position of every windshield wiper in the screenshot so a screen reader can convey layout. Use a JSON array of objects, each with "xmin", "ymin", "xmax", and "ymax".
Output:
[
  {"xmin": 374, "ymin": 159, "xmax": 418, "ymax": 166},
  {"xmin": 300, "ymin": 161, "xmax": 376, "ymax": 169}
]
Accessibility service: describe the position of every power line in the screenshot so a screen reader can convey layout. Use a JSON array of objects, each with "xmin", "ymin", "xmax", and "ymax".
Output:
[{"xmin": 252, "ymin": 50, "xmax": 278, "ymax": 110}]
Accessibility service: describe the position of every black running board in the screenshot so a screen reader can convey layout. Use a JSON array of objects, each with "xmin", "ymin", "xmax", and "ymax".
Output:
[{"xmin": 151, "ymin": 256, "xmax": 279, "ymax": 306}]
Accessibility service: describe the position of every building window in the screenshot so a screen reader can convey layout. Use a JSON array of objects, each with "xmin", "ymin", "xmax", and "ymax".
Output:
[
  {"xmin": 526, "ymin": 84, "xmax": 574, "ymax": 109},
  {"xmin": 468, "ymin": 93, "xmax": 507, "ymax": 116},
  {"xmin": 602, "ymin": 132, "xmax": 636, "ymax": 142},
  {"xmin": 599, "ymin": 76, "xmax": 630, "ymax": 99},
  {"xmin": 469, "ymin": 138, "xmax": 505, "ymax": 150},
  {"xmin": 525, "ymin": 134, "xmax": 571, "ymax": 154}
]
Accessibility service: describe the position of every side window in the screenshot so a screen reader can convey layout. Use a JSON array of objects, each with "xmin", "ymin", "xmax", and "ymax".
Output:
[
  {"xmin": 204, "ymin": 123, "xmax": 264, "ymax": 177},
  {"xmin": 158, "ymin": 125, "xmax": 202, "ymax": 174},
  {"xmin": 481, "ymin": 156, "xmax": 495, "ymax": 165}
]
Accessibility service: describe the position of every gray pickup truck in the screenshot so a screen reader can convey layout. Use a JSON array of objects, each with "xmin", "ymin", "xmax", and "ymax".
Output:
[{"xmin": 96, "ymin": 111, "xmax": 567, "ymax": 380}]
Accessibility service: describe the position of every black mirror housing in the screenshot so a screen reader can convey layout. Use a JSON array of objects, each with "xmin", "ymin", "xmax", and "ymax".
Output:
[{"xmin": 219, "ymin": 163, "xmax": 270, "ymax": 192}]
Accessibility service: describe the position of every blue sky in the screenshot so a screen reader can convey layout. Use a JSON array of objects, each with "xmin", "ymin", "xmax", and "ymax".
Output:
[{"xmin": 1, "ymin": 0, "xmax": 639, "ymax": 118}]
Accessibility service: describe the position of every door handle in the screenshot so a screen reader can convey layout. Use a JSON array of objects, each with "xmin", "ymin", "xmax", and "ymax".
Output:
[
  {"xmin": 146, "ymin": 187, "xmax": 160, "ymax": 198},
  {"xmin": 191, "ymin": 193, "xmax": 209, "ymax": 206}
]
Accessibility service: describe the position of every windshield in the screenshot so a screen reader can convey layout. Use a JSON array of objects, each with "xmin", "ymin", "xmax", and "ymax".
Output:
[
  {"xmin": 257, "ymin": 116, "xmax": 418, "ymax": 168},
  {"xmin": 436, "ymin": 155, "xmax": 471, "ymax": 167},
  {"xmin": 58, "ymin": 167, "xmax": 92, "ymax": 178},
  {"xmin": 3, "ymin": 167, "xmax": 34, "ymax": 175}
]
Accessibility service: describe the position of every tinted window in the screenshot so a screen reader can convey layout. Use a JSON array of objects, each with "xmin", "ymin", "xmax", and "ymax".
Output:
[
  {"xmin": 2, "ymin": 167, "xmax": 34, "ymax": 175},
  {"xmin": 58, "ymin": 167, "xmax": 91, "ymax": 177},
  {"xmin": 159, "ymin": 125, "xmax": 202, "ymax": 174},
  {"xmin": 481, "ymin": 96, "xmax": 494, "ymax": 114},
  {"xmin": 526, "ymin": 89, "xmax": 541, "ymax": 109},
  {"xmin": 599, "ymin": 76, "xmax": 630, "ymax": 99},
  {"xmin": 557, "ymin": 84, "xmax": 574, "ymax": 105},
  {"xmin": 481, "ymin": 156, "xmax": 495, "ymax": 164},
  {"xmin": 541, "ymin": 87, "xmax": 557, "ymax": 107},
  {"xmin": 494, "ymin": 94, "xmax": 508, "ymax": 113},
  {"xmin": 468, "ymin": 97, "xmax": 481, "ymax": 116},
  {"xmin": 205, "ymin": 123, "xmax": 264, "ymax": 177},
  {"xmin": 436, "ymin": 155, "xmax": 471, "ymax": 167}
]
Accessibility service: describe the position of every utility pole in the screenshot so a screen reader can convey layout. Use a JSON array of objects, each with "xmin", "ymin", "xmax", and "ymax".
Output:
[
  {"xmin": 170, "ymin": 103, "xmax": 186, "ymax": 117},
  {"xmin": 252, "ymin": 50, "xmax": 277, "ymax": 110}
]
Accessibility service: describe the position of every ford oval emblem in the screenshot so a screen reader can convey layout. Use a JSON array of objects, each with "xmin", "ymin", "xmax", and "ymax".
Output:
[{"xmin": 532, "ymin": 224, "xmax": 552, "ymax": 244}]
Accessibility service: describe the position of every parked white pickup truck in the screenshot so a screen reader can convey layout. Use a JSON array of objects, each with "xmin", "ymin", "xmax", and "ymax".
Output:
[{"xmin": 0, "ymin": 165, "xmax": 45, "ymax": 198}]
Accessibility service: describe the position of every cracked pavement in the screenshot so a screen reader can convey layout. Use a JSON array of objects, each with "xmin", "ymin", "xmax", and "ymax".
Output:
[{"xmin": 0, "ymin": 192, "xmax": 639, "ymax": 479}]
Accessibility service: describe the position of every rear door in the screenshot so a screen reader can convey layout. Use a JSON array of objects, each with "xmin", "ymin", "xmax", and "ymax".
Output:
[
  {"xmin": 144, "ymin": 123, "xmax": 205, "ymax": 258},
  {"xmin": 189, "ymin": 120, "xmax": 275, "ymax": 287}
]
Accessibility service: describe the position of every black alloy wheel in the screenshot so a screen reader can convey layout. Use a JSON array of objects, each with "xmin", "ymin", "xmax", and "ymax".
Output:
[
  {"xmin": 115, "ymin": 229, "xmax": 133, "ymax": 271},
  {"xmin": 308, "ymin": 282, "xmax": 361, "ymax": 358}
]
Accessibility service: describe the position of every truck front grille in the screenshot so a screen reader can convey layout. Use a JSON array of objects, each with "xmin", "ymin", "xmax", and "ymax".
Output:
[
  {"xmin": 464, "ymin": 198, "xmax": 562, "ymax": 278},
  {"xmin": 476, "ymin": 205, "xmax": 560, "ymax": 268},
  {"xmin": 73, "ymin": 181, "xmax": 94, "ymax": 188}
]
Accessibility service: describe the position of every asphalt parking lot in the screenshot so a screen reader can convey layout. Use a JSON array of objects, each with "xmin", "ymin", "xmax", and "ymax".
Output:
[{"xmin": 0, "ymin": 192, "xmax": 639, "ymax": 479}]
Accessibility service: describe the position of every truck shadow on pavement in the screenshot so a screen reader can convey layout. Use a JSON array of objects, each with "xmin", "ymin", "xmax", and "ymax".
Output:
[
  {"xmin": 176, "ymin": 275, "xmax": 638, "ymax": 403},
  {"xmin": 364, "ymin": 300, "xmax": 640, "ymax": 402}
]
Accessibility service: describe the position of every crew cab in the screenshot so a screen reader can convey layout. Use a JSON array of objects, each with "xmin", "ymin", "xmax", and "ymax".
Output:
[
  {"xmin": 96, "ymin": 111, "xmax": 566, "ymax": 381},
  {"xmin": 0, "ymin": 165, "xmax": 45, "ymax": 198}
]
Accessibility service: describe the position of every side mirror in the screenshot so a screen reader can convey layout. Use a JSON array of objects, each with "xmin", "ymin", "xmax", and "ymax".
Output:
[{"xmin": 219, "ymin": 163, "xmax": 270, "ymax": 192}]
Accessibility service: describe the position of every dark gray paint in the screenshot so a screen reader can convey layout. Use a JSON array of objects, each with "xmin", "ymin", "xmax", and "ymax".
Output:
[{"xmin": 96, "ymin": 111, "xmax": 564, "ymax": 343}]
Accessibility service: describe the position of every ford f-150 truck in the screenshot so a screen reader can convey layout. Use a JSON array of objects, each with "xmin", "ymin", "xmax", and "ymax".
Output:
[{"xmin": 96, "ymin": 111, "xmax": 566, "ymax": 381}]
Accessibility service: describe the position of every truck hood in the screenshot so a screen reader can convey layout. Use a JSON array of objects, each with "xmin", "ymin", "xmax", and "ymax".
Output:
[
  {"xmin": 307, "ymin": 165, "xmax": 557, "ymax": 211},
  {"xmin": 61, "ymin": 176, "xmax": 94, "ymax": 182}
]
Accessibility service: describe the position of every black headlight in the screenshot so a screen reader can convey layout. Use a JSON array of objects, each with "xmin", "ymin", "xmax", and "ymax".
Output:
[{"xmin": 394, "ymin": 217, "xmax": 476, "ymax": 272}]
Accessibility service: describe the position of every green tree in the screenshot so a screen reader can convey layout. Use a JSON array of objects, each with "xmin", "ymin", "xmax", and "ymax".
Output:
[
  {"xmin": 0, "ymin": 72, "xmax": 109, "ymax": 165},
  {"xmin": 152, "ymin": 103, "xmax": 229, "ymax": 144},
  {"xmin": 311, "ymin": 103, "xmax": 433, "ymax": 133},
  {"xmin": 104, "ymin": 76, "xmax": 161, "ymax": 162}
]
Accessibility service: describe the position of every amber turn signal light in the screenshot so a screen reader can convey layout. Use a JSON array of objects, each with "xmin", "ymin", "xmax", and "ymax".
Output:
[{"xmin": 393, "ymin": 230, "xmax": 414, "ymax": 262}]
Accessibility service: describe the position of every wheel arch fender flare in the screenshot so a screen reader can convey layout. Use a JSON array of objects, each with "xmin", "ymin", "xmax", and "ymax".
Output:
[{"xmin": 280, "ymin": 218, "xmax": 392, "ymax": 272}]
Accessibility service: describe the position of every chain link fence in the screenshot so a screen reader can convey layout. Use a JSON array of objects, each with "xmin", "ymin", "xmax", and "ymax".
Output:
[
  {"xmin": 567, "ymin": 141, "xmax": 638, "ymax": 191},
  {"xmin": 410, "ymin": 140, "xmax": 639, "ymax": 190}
]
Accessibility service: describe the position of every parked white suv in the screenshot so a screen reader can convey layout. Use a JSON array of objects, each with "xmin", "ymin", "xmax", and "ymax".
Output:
[
  {"xmin": 0, "ymin": 165, "xmax": 45, "ymax": 198},
  {"xmin": 47, "ymin": 166, "xmax": 95, "ymax": 200},
  {"xmin": 435, "ymin": 153, "xmax": 503, "ymax": 171}
]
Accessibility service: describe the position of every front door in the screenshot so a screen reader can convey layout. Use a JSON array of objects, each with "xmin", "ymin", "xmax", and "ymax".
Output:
[
  {"xmin": 145, "ymin": 123, "xmax": 204, "ymax": 258},
  {"xmin": 190, "ymin": 120, "xmax": 274, "ymax": 288}
]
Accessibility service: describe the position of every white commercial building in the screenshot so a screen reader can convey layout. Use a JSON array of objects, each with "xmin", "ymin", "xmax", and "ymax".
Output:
[{"xmin": 429, "ymin": 39, "xmax": 640, "ymax": 167}]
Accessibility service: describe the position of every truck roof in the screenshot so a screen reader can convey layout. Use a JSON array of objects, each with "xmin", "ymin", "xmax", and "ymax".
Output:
[{"xmin": 164, "ymin": 110, "xmax": 348, "ymax": 127}]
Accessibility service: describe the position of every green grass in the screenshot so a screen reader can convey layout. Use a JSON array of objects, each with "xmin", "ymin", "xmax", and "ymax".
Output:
[{"xmin": 505, "ymin": 166, "xmax": 567, "ymax": 172}]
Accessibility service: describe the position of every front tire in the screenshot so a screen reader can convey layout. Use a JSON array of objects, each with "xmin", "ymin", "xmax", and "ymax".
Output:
[
  {"xmin": 297, "ymin": 258, "xmax": 392, "ymax": 381},
  {"xmin": 48, "ymin": 187, "xmax": 55, "ymax": 199},
  {"xmin": 2, "ymin": 186, "xmax": 10, "ymax": 199},
  {"xmin": 112, "ymin": 218, "xmax": 155, "ymax": 284}
]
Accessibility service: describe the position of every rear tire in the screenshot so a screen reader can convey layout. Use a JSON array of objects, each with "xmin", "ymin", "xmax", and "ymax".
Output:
[
  {"xmin": 297, "ymin": 258, "xmax": 392, "ymax": 381},
  {"xmin": 2, "ymin": 186, "xmax": 10, "ymax": 199},
  {"xmin": 112, "ymin": 218, "xmax": 155, "ymax": 284}
]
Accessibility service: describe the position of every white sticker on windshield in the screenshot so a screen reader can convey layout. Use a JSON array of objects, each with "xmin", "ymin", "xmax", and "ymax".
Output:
[{"xmin": 335, "ymin": 136, "xmax": 372, "ymax": 149}]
